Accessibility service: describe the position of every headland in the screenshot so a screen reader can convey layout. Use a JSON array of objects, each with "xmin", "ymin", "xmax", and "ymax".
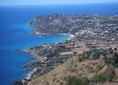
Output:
[{"xmin": 13, "ymin": 14, "xmax": 118, "ymax": 85}]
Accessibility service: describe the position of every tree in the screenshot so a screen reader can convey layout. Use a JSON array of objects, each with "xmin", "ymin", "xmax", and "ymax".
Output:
[
  {"xmin": 92, "ymin": 52, "xmax": 100, "ymax": 60},
  {"xmin": 111, "ymin": 53, "xmax": 118, "ymax": 67}
]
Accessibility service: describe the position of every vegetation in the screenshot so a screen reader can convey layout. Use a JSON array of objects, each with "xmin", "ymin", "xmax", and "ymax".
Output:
[
  {"xmin": 92, "ymin": 52, "xmax": 101, "ymax": 60},
  {"xmin": 106, "ymin": 67, "xmax": 115, "ymax": 82},
  {"xmin": 30, "ymin": 45, "xmax": 71, "ymax": 58},
  {"xmin": 68, "ymin": 63, "xmax": 76, "ymax": 72},
  {"xmin": 90, "ymin": 74, "xmax": 106, "ymax": 84},
  {"xmin": 67, "ymin": 76, "xmax": 83, "ymax": 85},
  {"xmin": 67, "ymin": 76, "xmax": 90, "ymax": 85},
  {"xmin": 111, "ymin": 53, "xmax": 118, "ymax": 67},
  {"xmin": 105, "ymin": 53, "xmax": 118, "ymax": 67},
  {"xmin": 67, "ymin": 74, "xmax": 107, "ymax": 85},
  {"xmin": 20, "ymin": 14, "xmax": 118, "ymax": 85},
  {"xmin": 82, "ymin": 51, "xmax": 92, "ymax": 59}
]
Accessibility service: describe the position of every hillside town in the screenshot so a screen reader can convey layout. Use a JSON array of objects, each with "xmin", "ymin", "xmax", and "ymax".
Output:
[{"xmin": 13, "ymin": 14, "xmax": 118, "ymax": 85}]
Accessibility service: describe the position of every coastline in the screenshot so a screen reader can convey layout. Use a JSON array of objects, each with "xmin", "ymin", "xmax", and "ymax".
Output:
[
  {"xmin": 26, "ymin": 68, "xmax": 37, "ymax": 80},
  {"xmin": 1, "ymin": 4, "xmax": 118, "ymax": 84},
  {"xmin": 13, "ymin": 14, "xmax": 118, "ymax": 85},
  {"xmin": 23, "ymin": 33, "xmax": 74, "ymax": 81},
  {"xmin": 33, "ymin": 31, "xmax": 75, "ymax": 40},
  {"xmin": 22, "ymin": 33, "xmax": 74, "ymax": 55}
]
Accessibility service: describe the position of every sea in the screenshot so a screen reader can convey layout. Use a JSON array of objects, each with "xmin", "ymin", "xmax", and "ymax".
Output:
[{"xmin": 0, "ymin": 3, "xmax": 118, "ymax": 85}]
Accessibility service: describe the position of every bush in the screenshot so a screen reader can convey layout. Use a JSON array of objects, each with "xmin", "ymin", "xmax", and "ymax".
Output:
[
  {"xmin": 68, "ymin": 64, "xmax": 76, "ymax": 72},
  {"xmin": 81, "ymin": 78, "xmax": 90, "ymax": 85},
  {"xmin": 83, "ymin": 51, "xmax": 92, "ymax": 59},
  {"xmin": 67, "ymin": 76, "xmax": 90, "ymax": 85},
  {"xmin": 67, "ymin": 76, "xmax": 82, "ymax": 85},
  {"xmin": 91, "ymin": 74, "xmax": 106, "ymax": 84},
  {"xmin": 105, "ymin": 53, "xmax": 118, "ymax": 67},
  {"xmin": 92, "ymin": 52, "xmax": 100, "ymax": 60},
  {"xmin": 105, "ymin": 57, "xmax": 112, "ymax": 66},
  {"xmin": 111, "ymin": 53, "xmax": 118, "ymax": 67}
]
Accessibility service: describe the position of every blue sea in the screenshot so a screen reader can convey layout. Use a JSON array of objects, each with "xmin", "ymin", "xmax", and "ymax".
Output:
[{"xmin": 0, "ymin": 3, "xmax": 118, "ymax": 85}]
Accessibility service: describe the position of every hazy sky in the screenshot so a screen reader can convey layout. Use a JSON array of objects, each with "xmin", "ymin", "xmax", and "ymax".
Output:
[{"xmin": 0, "ymin": 0, "xmax": 118, "ymax": 6}]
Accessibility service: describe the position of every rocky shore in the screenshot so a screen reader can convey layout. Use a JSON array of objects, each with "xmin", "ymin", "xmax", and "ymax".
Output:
[{"xmin": 22, "ymin": 36, "xmax": 74, "ymax": 79}]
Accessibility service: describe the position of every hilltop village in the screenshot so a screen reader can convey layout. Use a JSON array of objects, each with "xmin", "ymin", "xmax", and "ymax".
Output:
[{"xmin": 12, "ymin": 14, "xmax": 118, "ymax": 85}]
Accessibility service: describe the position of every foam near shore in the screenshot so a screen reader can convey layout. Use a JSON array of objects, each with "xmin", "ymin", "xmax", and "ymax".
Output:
[
  {"xmin": 34, "ymin": 32, "xmax": 75, "ymax": 41},
  {"xmin": 26, "ymin": 68, "xmax": 37, "ymax": 80},
  {"xmin": 68, "ymin": 34, "xmax": 75, "ymax": 40}
]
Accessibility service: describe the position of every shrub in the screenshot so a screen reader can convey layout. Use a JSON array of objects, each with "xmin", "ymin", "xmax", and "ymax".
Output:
[
  {"xmin": 92, "ymin": 52, "xmax": 100, "ymax": 60},
  {"xmin": 105, "ymin": 53, "xmax": 118, "ymax": 67},
  {"xmin": 67, "ymin": 76, "xmax": 90, "ymax": 85},
  {"xmin": 111, "ymin": 53, "xmax": 118, "ymax": 67},
  {"xmin": 68, "ymin": 64, "xmax": 76, "ymax": 72},
  {"xmin": 67, "ymin": 76, "xmax": 82, "ymax": 85},
  {"xmin": 91, "ymin": 74, "xmax": 106, "ymax": 84},
  {"xmin": 81, "ymin": 78, "xmax": 90, "ymax": 85}
]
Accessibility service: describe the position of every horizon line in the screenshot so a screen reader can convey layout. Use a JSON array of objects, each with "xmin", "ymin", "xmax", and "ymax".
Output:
[{"xmin": 0, "ymin": 2, "xmax": 118, "ymax": 6}]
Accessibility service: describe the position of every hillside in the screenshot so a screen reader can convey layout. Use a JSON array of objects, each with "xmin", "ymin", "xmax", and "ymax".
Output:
[
  {"xmin": 26, "ymin": 48, "xmax": 118, "ymax": 85},
  {"xmin": 28, "ymin": 14, "xmax": 118, "ymax": 35}
]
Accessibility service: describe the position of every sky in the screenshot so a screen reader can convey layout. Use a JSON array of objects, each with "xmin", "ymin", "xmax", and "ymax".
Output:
[{"xmin": 0, "ymin": 0, "xmax": 118, "ymax": 6}]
